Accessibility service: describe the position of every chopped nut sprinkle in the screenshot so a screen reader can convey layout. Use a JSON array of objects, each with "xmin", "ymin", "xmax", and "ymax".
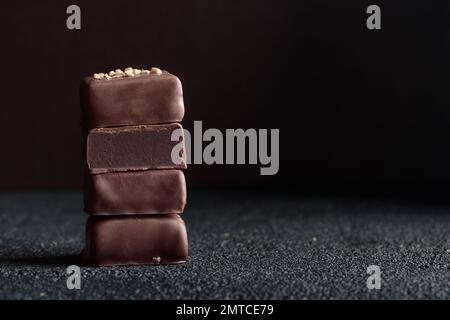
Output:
[{"xmin": 92, "ymin": 67, "xmax": 162, "ymax": 80}]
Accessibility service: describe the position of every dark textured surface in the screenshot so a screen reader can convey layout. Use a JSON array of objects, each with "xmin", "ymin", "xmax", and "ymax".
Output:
[{"xmin": 0, "ymin": 190, "xmax": 450, "ymax": 299}]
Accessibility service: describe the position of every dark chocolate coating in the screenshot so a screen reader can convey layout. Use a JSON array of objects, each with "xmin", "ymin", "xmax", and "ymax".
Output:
[
  {"xmin": 84, "ymin": 214, "xmax": 188, "ymax": 266},
  {"xmin": 86, "ymin": 123, "xmax": 186, "ymax": 174},
  {"xmin": 84, "ymin": 169, "xmax": 186, "ymax": 215},
  {"xmin": 80, "ymin": 71, "xmax": 184, "ymax": 128}
]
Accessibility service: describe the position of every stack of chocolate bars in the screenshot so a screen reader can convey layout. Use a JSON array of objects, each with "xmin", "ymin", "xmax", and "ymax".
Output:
[{"xmin": 80, "ymin": 67, "xmax": 188, "ymax": 266}]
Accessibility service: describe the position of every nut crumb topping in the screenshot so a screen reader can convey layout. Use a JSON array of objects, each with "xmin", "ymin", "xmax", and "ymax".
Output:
[
  {"xmin": 92, "ymin": 67, "xmax": 163, "ymax": 80},
  {"xmin": 150, "ymin": 67, "xmax": 162, "ymax": 75}
]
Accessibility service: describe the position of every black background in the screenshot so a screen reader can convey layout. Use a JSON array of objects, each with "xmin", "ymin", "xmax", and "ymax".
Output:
[{"xmin": 1, "ymin": 1, "xmax": 449, "ymax": 190}]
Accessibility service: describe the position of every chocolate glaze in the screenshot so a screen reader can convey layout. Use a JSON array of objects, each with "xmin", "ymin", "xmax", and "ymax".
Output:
[
  {"xmin": 86, "ymin": 123, "xmax": 186, "ymax": 174},
  {"xmin": 84, "ymin": 169, "xmax": 186, "ymax": 215},
  {"xmin": 80, "ymin": 71, "xmax": 184, "ymax": 128},
  {"xmin": 83, "ymin": 214, "xmax": 188, "ymax": 266}
]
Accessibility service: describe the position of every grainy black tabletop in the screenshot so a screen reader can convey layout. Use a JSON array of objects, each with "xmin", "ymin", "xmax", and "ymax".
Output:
[{"xmin": 0, "ymin": 190, "xmax": 449, "ymax": 299}]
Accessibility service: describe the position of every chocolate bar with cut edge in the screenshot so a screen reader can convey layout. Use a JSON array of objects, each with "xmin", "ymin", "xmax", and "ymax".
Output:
[
  {"xmin": 83, "ymin": 214, "xmax": 188, "ymax": 266},
  {"xmin": 80, "ymin": 71, "xmax": 184, "ymax": 128},
  {"xmin": 86, "ymin": 123, "xmax": 186, "ymax": 174},
  {"xmin": 84, "ymin": 169, "xmax": 186, "ymax": 215}
]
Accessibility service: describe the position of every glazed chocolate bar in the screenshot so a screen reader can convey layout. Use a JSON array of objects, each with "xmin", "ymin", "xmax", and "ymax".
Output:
[
  {"xmin": 80, "ymin": 69, "xmax": 184, "ymax": 128},
  {"xmin": 86, "ymin": 123, "xmax": 186, "ymax": 174},
  {"xmin": 83, "ymin": 214, "xmax": 188, "ymax": 266},
  {"xmin": 84, "ymin": 169, "xmax": 186, "ymax": 215}
]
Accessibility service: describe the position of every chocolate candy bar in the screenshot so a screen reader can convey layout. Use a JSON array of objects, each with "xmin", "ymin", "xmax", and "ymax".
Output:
[
  {"xmin": 86, "ymin": 123, "xmax": 186, "ymax": 174},
  {"xmin": 80, "ymin": 70, "xmax": 184, "ymax": 128},
  {"xmin": 84, "ymin": 169, "xmax": 186, "ymax": 215},
  {"xmin": 83, "ymin": 214, "xmax": 188, "ymax": 266}
]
